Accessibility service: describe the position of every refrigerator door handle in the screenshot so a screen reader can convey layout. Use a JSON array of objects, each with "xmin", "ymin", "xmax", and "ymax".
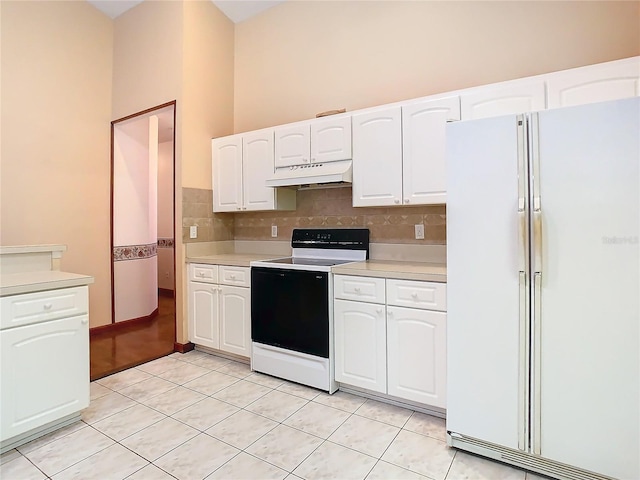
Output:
[
  {"xmin": 518, "ymin": 271, "xmax": 529, "ymax": 451},
  {"xmin": 532, "ymin": 271, "xmax": 542, "ymax": 455},
  {"xmin": 533, "ymin": 210, "xmax": 543, "ymax": 274}
]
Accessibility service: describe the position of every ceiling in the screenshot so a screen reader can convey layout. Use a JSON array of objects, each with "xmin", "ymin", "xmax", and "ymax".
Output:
[{"xmin": 87, "ymin": 0, "xmax": 285, "ymax": 23}]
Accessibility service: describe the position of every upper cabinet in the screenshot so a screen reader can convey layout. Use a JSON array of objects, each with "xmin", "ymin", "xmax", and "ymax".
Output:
[
  {"xmin": 546, "ymin": 57, "xmax": 640, "ymax": 109},
  {"xmin": 403, "ymin": 96, "xmax": 460, "ymax": 205},
  {"xmin": 212, "ymin": 129, "xmax": 295, "ymax": 213},
  {"xmin": 352, "ymin": 106, "xmax": 403, "ymax": 207},
  {"xmin": 352, "ymin": 96, "xmax": 460, "ymax": 207},
  {"xmin": 212, "ymin": 135, "xmax": 243, "ymax": 212},
  {"xmin": 461, "ymin": 80, "xmax": 546, "ymax": 120},
  {"xmin": 275, "ymin": 115, "xmax": 351, "ymax": 168}
]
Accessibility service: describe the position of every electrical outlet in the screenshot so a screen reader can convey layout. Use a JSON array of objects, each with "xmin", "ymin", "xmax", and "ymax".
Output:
[
  {"xmin": 165, "ymin": 272, "xmax": 170, "ymax": 279},
  {"xmin": 271, "ymin": 225, "xmax": 278, "ymax": 238},
  {"xmin": 189, "ymin": 225, "xmax": 198, "ymax": 239},
  {"xmin": 415, "ymin": 224, "xmax": 425, "ymax": 240}
]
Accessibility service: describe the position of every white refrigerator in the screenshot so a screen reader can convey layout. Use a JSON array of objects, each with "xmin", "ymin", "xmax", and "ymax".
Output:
[{"xmin": 446, "ymin": 97, "xmax": 639, "ymax": 480}]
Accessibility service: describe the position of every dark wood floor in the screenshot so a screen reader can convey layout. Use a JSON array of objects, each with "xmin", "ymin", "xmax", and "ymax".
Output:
[{"xmin": 90, "ymin": 295, "xmax": 176, "ymax": 381}]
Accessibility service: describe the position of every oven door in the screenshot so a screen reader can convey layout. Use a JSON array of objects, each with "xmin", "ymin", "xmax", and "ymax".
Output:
[{"xmin": 251, "ymin": 267, "xmax": 329, "ymax": 358}]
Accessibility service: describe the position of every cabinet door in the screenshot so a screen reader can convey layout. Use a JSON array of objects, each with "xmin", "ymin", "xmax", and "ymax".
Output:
[
  {"xmin": 352, "ymin": 107, "xmax": 403, "ymax": 207},
  {"xmin": 212, "ymin": 136, "xmax": 243, "ymax": 212},
  {"xmin": 243, "ymin": 130, "xmax": 275, "ymax": 211},
  {"xmin": 461, "ymin": 81, "xmax": 546, "ymax": 120},
  {"xmin": 275, "ymin": 124, "xmax": 310, "ymax": 168},
  {"xmin": 310, "ymin": 115, "xmax": 352, "ymax": 163},
  {"xmin": 1, "ymin": 315, "xmax": 89, "ymax": 441},
  {"xmin": 402, "ymin": 96, "xmax": 460, "ymax": 205},
  {"xmin": 546, "ymin": 57, "xmax": 640, "ymax": 109},
  {"xmin": 188, "ymin": 281, "xmax": 219, "ymax": 349},
  {"xmin": 219, "ymin": 286, "xmax": 251, "ymax": 358},
  {"xmin": 387, "ymin": 306, "xmax": 446, "ymax": 408},
  {"xmin": 334, "ymin": 299, "xmax": 386, "ymax": 393}
]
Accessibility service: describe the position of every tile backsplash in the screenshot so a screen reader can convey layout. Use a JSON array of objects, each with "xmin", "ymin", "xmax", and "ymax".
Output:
[{"xmin": 183, "ymin": 187, "xmax": 445, "ymax": 244}]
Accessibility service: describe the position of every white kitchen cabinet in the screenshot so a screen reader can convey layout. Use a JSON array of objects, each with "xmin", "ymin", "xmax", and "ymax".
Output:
[
  {"xmin": 352, "ymin": 106, "xmax": 403, "ymax": 207},
  {"xmin": 219, "ymin": 285, "xmax": 251, "ymax": 357},
  {"xmin": 311, "ymin": 116, "xmax": 352, "ymax": 163},
  {"xmin": 461, "ymin": 80, "xmax": 546, "ymax": 120},
  {"xmin": 546, "ymin": 57, "xmax": 640, "ymax": 109},
  {"xmin": 352, "ymin": 98, "xmax": 459, "ymax": 207},
  {"xmin": 188, "ymin": 263, "xmax": 251, "ymax": 358},
  {"xmin": 213, "ymin": 130, "xmax": 295, "ymax": 213},
  {"xmin": 212, "ymin": 135, "xmax": 243, "ymax": 212},
  {"xmin": 1, "ymin": 285, "xmax": 90, "ymax": 451},
  {"xmin": 387, "ymin": 305, "xmax": 446, "ymax": 407},
  {"xmin": 334, "ymin": 299, "xmax": 387, "ymax": 393},
  {"xmin": 402, "ymin": 96, "xmax": 460, "ymax": 205},
  {"xmin": 334, "ymin": 274, "xmax": 447, "ymax": 408},
  {"xmin": 275, "ymin": 116, "xmax": 351, "ymax": 168},
  {"xmin": 1, "ymin": 314, "xmax": 89, "ymax": 442},
  {"xmin": 189, "ymin": 279, "xmax": 220, "ymax": 349}
]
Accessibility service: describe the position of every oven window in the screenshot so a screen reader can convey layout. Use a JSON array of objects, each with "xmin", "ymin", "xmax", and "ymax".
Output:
[{"xmin": 251, "ymin": 267, "xmax": 329, "ymax": 358}]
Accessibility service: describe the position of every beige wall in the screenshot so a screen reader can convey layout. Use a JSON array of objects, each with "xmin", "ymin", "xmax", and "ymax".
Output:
[
  {"xmin": 0, "ymin": 0, "xmax": 113, "ymax": 327},
  {"xmin": 234, "ymin": 1, "xmax": 640, "ymax": 132},
  {"xmin": 181, "ymin": 0, "xmax": 235, "ymax": 190}
]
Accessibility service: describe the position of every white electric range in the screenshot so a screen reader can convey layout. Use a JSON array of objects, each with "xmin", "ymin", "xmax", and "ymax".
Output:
[{"xmin": 250, "ymin": 228, "xmax": 370, "ymax": 393}]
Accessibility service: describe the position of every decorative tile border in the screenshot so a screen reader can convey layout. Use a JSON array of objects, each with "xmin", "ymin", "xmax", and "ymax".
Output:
[
  {"xmin": 113, "ymin": 243, "xmax": 157, "ymax": 262},
  {"xmin": 157, "ymin": 238, "xmax": 174, "ymax": 248}
]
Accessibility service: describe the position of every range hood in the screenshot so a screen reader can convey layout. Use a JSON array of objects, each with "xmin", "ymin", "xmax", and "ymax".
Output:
[{"xmin": 265, "ymin": 159, "xmax": 352, "ymax": 188}]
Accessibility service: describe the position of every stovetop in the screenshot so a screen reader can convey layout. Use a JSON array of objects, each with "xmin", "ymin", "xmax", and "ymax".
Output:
[{"xmin": 259, "ymin": 257, "xmax": 356, "ymax": 267}]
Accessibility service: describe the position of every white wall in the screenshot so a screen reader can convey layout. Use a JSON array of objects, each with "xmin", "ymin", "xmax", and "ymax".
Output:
[{"xmin": 112, "ymin": 114, "xmax": 159, "ymax": 322}]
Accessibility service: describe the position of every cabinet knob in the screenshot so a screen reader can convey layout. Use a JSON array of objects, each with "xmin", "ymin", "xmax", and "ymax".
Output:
[
  {"xmin": 81, "ymin": 318, "xmax": 88, "ymax": 325},
  {"xmin": 411, "ymin": 293, "xmax": 418, "ymax": 299},
  {"xmin": 376, "ymin": 308, "xmax": 383, "ymax": 314},
  {"xmin": 404, "ymin": 199, "xmax": 409, "ymax": 204},
  {"xmin": 211, "ymin": 287, "xmax": 216, "ymax": 292},
  {"xmin": 311, "ymin": 157, "xmax": 316, "ymax": 162},
  {"xmin": 354, "ymin": 287, "xmax": 361, "ymax": 293},
  {"xmin": 43, "ymin": 303, "xmax": 53, "ymax": 310},
  {"xmin": 388, "ymin": 310, "xmax": 394, "ymax": 317},
  {"xmin": 237, "ymin": 207, "xmax": 241, "ymax": 210},
  {"xmin": 394, "ymin": 199, "xmax": 400, "ymax": 204},
  {"xmin": 230, "ymin": 274, "xmax": 236, "ymax": 279},
  {"xmin": 242, "ymin": 207, "xmax": 247, "ymax": 210},
  {"xmin": 304, "ymin": 158, "xmax": 309, "ymax": 163}
]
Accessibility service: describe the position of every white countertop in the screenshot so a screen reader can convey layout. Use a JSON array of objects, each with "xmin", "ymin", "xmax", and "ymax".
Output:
[
  {"xmin": 0, "ymin": 271, "xmax": 95, "ymax": 297},
  {"xmin": 332, "ymin": 260, "xmax": 447, "ymax": 283},
  {"xmin": 186, "ymin": 253, "xmax": 287, "ymax": 267}
]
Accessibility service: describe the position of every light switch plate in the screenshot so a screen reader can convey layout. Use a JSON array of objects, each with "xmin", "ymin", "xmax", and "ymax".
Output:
[
  {"xmin": 415, "ymin": 224, "xmax": 425, "ymax": 240},
  {"xmin": 271, "ymin": 225, "xmax": 278, "ymax": 238},
  {"xmin": 190, "ymin": 225, "xmax": 198, "ymax": 239}
]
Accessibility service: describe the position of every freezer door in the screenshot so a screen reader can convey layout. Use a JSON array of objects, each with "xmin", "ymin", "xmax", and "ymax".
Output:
[
  {"xmin": 446, "ymin": 114, "xmax": 526, "ymax": 451},
  {"xmin": 533, "ymin": 98, "xmax": 639, "ymax": 480}
]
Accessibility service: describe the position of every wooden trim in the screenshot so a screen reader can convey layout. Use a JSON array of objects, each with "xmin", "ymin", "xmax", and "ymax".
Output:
[
  {"xmin": 91, "ymin": 307, "xmax": 159, "ymax": 337},
  {"xmin": 111, "ymin": 100, "xmax": 177, "ymax": 125},
  {"xmin": 158, "ymin": 288, "xmax": 174, "ymax": 298},
  {"xmin": 174, "ymin": 342, "xmax": 195, "ymax": 354}
]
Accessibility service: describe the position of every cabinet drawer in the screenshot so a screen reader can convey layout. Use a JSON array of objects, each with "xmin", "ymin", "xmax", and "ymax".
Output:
[
  {"xmin": 189, "ymin": 263, "xmax": 218, "ymax": 283},
  {"xmin": 0, "ymin": 286, "xmax": 89, "ymax": 329},
  {"xmin": 334, "ymin": 275, "xmax": 385, "ymax": 304},
  {"xmin": 386, "ymin": 279, "xmax": 446, "ymax": 311},
  {"xmin": 219, "ymin": 266, "xmax": 250, "ymax": 287}
]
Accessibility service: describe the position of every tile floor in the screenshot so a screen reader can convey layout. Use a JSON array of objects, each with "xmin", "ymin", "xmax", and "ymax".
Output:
[{"xmin": 1, "ymin": 350, "xmax": 548, "ymax": 480}]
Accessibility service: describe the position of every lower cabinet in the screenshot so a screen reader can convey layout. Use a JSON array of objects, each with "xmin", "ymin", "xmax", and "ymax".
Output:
[
  {"xmin": 386, "ymin": 306, "xmax": 446, "ymax": 407},
  {"xmin": 1, "ymin": 287, "xmax": 90, "ymax": 446},
  {"xmin": 334, "ymin": 274, "xmax": 447, "ymax": 409},
  {"xmin": 188, "ymin": 264, "xmax": 251, "ymax": 358},
  {"xmin": 334, "ymin": 299, "xmax": 386, "ymax": 393}
]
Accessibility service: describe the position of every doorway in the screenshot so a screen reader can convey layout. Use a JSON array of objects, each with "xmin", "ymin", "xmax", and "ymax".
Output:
[{"xmin": 90, "ymin": 101, "xmax": 176, "ymax": 380}]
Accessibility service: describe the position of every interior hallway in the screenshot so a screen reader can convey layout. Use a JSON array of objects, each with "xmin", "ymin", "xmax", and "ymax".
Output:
[{"xmin": 90, "ymin": 295, "xmax": 175, "ymax": 381}]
